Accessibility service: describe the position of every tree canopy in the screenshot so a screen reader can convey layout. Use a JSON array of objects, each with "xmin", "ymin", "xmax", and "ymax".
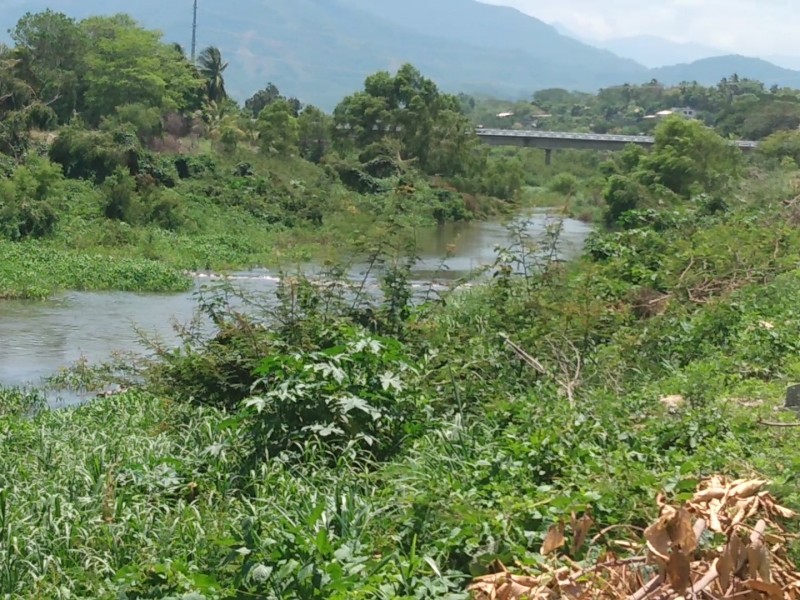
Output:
[{"xmin": 333, "ymin": 64, "xmax": 481, "ymax": 177}]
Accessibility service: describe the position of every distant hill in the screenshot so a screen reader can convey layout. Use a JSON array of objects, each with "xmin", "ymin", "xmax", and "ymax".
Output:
[
  {"xmin": 552, "ymin": 23, "xmax": 800, "ymax": 85},
  {"xmin": 596, "ymin": 36, "xmax": 723, "ymax": 69},
  {"xmin": 768, "ymin": 55, "xmax": 800, "ymax": 71},
  {"xmin": 652, "ymin": 56, "xmax": 800, "ymax": 88},
  {"xmin": 2, "ymin": 0, "xmax": 800, "ymax": 107}
]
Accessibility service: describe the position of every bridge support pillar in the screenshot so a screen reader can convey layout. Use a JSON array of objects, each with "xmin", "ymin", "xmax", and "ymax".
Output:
[{"xmin": 544, "ymin": 149, "xmax": 552, "ymax": 166}]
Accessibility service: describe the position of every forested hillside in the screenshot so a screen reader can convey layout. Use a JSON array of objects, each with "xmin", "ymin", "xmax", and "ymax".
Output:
[
  {"xmin": 0, "ymin": 10, "xmax": 528, "ymax": 299},
  {"xmin": 2, "ymin": 0, "xmax": 800, "ymax": 106},
  {"xmin": 461, "ymin": 75, "xmax": 800, "ymax": 140}
]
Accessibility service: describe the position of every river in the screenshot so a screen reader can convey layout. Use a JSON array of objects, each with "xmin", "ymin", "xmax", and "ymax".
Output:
[{"xmin": 0, "ymin": 212, "xmax": 592, "ymax": 400}]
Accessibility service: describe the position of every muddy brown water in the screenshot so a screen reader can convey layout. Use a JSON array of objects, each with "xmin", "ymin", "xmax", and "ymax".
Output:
[{"xmin": 0, "ymin": 212, "xmax": 592, "ymax": 403}]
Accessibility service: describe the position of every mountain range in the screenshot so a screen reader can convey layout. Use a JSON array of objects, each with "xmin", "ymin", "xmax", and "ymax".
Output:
[
  {"xmin": 550, "ymin": 23, "xmax": 800, "ymax": 73},
  {"xmin": 1, "ymin": 0, "xmax": 800, "ymax": 108}
]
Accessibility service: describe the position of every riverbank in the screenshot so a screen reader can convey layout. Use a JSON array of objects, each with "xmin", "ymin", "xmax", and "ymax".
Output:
[
  {"xmin": 0, "ymin": 158, "xmax": 528, "ymax": 301},
  {"xmin": 0, "ymin": 212, "xmax": 593, "ymax": 392},
  {"xmin": 2, "ymin": 162, "xmax": 800, "ymax": 596}
]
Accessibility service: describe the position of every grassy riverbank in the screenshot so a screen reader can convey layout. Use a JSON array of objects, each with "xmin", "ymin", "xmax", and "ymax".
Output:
[
  {"xmin": 3, "ymin": 155, "xmax": 800, "ymax": 597},
  {"xmin": 0, "ymin": 153, "xmax": 520, "ymax": 300},
  {"xmin": 0, "ymin": 241, "xmax": 193, "ymax": 300}
]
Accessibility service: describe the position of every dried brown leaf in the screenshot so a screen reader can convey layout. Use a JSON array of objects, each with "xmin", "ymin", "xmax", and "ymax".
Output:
[
  {"xmin": 731, "ymin": 480, "xmax": 769, "ymax": 500},
  {"xmin": 734, "ymin": 497, "xmax": 760, "ymax": 528},
  {"xmin": 667, "ymin": 548, "xmax": 692, "ymax": 594},
  {"xmin": 645, "ymin": 512, "xmax": 673, "ymax": 560},
  {"xmin": 748, "ymin": 533, "xmax": 772, "ymax": 583},
  {"xmin": 772, "ymin": 503, "xmax": 798, "ymax": 520},
  {"xmin": 570, "ymin": 513, "xmax": 594, "ymax": 556},
  {"xmin": 668, "ymin": 508, "xmax": 698, "ymax": 555},
  {"xmin": 708, "ymin": 498, "xmax": 725, "ymax": 533},
  {"xmin": 555, "ymin": 570, "xmax": 584, "ymax": 599},
  {"xmin": 719, "ymin": 534, "xmax": 743, "ymax": 591},
  {"xmin": 746, "ymin": 579, "xmax": 785, "ymax": 600},
  {"xmin": 541, "ymin": 522, "xmax": 566, "ymax": 556},
  {"xmin": 693, "ymin": 487, "xmax": 727, "ymax": 504}
]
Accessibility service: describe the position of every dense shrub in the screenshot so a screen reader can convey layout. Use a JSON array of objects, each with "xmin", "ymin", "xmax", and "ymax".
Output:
[
  {"xmin": 243, "ymin": 330, "xmax": 428, "ymax": 463},
  {"xmin": 0, "ymin": 158, "xmax": 63, "ymax": 240},
  {"xmin": 102, "ymin": 166, "xmax": 139, "ymax": 222},
  {"xmin": 49, "ymin": 126, "xmax": 138, "ymax": 182}
]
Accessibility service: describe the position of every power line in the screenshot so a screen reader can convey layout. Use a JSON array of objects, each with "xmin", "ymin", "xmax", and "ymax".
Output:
[{"xmin": 191, "ymin": 0, "xmax": 198, "ymax": 62}]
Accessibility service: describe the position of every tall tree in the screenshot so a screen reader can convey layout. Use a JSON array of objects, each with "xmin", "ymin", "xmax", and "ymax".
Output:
[
  {"xmin": 333, "ymin": 64, "xmax": 477, "ymax": 176},
  {"xmin": 297, "ymin": 105, "xmax": 331, "ymax": 162},
  {"xmin": 245, "ymin": 83, "xmax": 282, "ymax": 117},
  {"xmin": 258, "ymin": 99, "xmax": 299, "ymax": 155},
  {"xmin": 81, "ymin": 16, "xmax": 203, "ymax": 122},
  {"xmin": 10, "ymin": 10, "xmax": 87, "ymax": 121},
  {"xmin": 0, "ymin": 48, "xmax": 34, "ymax": 114},
  {"xmin": 197, "ymin": 46, "xmax": 228, "ymax": 105}
]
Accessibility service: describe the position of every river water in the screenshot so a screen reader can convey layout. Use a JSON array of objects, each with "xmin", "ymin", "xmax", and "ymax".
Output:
[{"xmin": 0, "ymin": 212, "xmax": 592, "ymax": 397}]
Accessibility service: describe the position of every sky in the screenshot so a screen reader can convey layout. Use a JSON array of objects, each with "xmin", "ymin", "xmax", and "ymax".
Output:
[{"xmin": 482, "ymin": 0, "xmax": 799, "ymax": 58}]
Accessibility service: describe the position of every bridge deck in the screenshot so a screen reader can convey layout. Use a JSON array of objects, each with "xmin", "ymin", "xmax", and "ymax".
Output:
[{"xmin": 476, "ymin": 128, "xmax": 759, "ymax": 151}]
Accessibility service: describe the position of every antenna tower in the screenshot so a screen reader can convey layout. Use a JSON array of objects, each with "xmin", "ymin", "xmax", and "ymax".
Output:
[{"xmin": 191, "ymin": 0, "xmax": 198, "ymax": 62}]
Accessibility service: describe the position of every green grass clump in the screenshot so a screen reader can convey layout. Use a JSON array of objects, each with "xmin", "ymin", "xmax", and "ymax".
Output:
[{"xmin": 0, "ymin": 240, "xmax": 192, "ymax": 299}]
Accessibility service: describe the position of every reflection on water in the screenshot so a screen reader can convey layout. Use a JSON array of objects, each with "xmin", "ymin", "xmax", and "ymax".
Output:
[{"xmin": 0, "ymin": 212, "xmax": 593, "ymax": 395}]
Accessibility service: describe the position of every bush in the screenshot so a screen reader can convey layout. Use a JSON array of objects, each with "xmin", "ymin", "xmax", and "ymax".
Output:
[
  {"xmin": 242, "ymin": 329, "xmax": 428, "ymax": 463},
  {"xmin": 102, "ymin": 166, "xmax": 140, "ymax": 222},
  {"xmin": 548, "ymin": 172, "xmax": 580, "ymax": 196},
  {"xmin": 0, "ymin": 158, "xmax": 63, "ymax": 240},
  {"xmin": 105, "ymin": 103, "xmax": 164, "ymax": 143},
  {"xmin": 144, "ymin": 188, "xmax": 188, "ymax": 231},
  {"xmin": 603, "ymin": 174, "xmax": 648, "ymax": 226},
  {"xmin": 759, "ymin": 130, "xmax": 800, "ymax": 167},
  {"xmin": 49, "ymin": 126, "xmax": 138, "ymax": 182},
  {"xmin": 25, "ymin": 103, "xmax": 58, "ymax": 130},
  {"xmin": 133, "ymin": 151, "xmax": 179, "ymax": 188}
]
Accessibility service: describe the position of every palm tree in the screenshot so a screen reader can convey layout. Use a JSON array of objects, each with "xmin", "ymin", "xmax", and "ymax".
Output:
[{"xmin": 197, "ymin": 46, "xmax": 228, "ymax": 105}]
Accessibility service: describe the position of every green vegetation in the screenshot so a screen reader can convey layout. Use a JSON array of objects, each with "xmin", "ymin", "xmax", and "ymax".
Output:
[
  {"xmin": 6, "ymin": 0, "xmax": 798, "ymax": 109},
  {"xmin": 461, "ymin": 75, "xmax": 800, "ymax": 139},
  {"xmin": 0, "ymin": 11, "xmax": 529, "ymax": 299},
  {"xmin": 4, "ymin": 7, "xmax": 800, "ymax": 599},
  {"xmin": 0, "ymin": 241, "xmax": 190, "ymax": 300},
  {"xmin": 3, "ymin": 110, "xmax": 800, "ymax": 597}
]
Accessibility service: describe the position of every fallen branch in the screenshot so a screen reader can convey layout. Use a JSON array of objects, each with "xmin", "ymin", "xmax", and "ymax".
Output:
[
  {"xmin": 573, "ymin": 557, "xmax": 648, "ymax": 581},
  {"xmin": 758, "ymin": 419, "xmax": 800, "ymax": 428},
  {"xmin": 501, "ymin": 334, "xmax": 548, "ymax": 376}
]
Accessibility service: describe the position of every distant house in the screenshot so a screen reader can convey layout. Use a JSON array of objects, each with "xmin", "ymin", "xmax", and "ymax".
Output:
[
  {"xmin": 496, "ymin": 111, "xmax": 515, "ymax": 118},
  {"xmin": 644, "ymin": 107, "xmax": 698, "ymax": 120},
  {"xmin": 671, "ymin": 107, "xmax": 698, "ymax": 119}
]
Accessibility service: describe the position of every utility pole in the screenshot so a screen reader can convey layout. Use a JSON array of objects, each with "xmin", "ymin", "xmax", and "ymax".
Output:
[{"xmin": 191, "ymin": 0, "xmax": 198, "ymax": 62}]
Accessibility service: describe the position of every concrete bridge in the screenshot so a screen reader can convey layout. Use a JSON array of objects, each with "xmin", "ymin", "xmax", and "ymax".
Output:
[{"xmin": 475, "ymin": 128, "xmax": 759, "ymax": 164}]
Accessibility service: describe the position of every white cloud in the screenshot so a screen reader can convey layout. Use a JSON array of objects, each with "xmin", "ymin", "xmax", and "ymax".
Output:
[{"xmin": 480, "ymin": 0, "xmax": 800, "ymax": 57}]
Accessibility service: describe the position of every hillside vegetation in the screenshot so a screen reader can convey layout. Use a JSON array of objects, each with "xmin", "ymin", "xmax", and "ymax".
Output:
[
  {"xmin": 0, "ymin": 11, "xmax": 526, "ymax": 299},
  {"xmin": 2, "ymin": 0, "xmax": 799, "ymax": 106}
]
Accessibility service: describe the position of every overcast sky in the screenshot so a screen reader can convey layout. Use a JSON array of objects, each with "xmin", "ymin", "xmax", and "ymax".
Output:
[{"xmin": 482, "ymin": 0, "xmax": 799, "ymax": 57}]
